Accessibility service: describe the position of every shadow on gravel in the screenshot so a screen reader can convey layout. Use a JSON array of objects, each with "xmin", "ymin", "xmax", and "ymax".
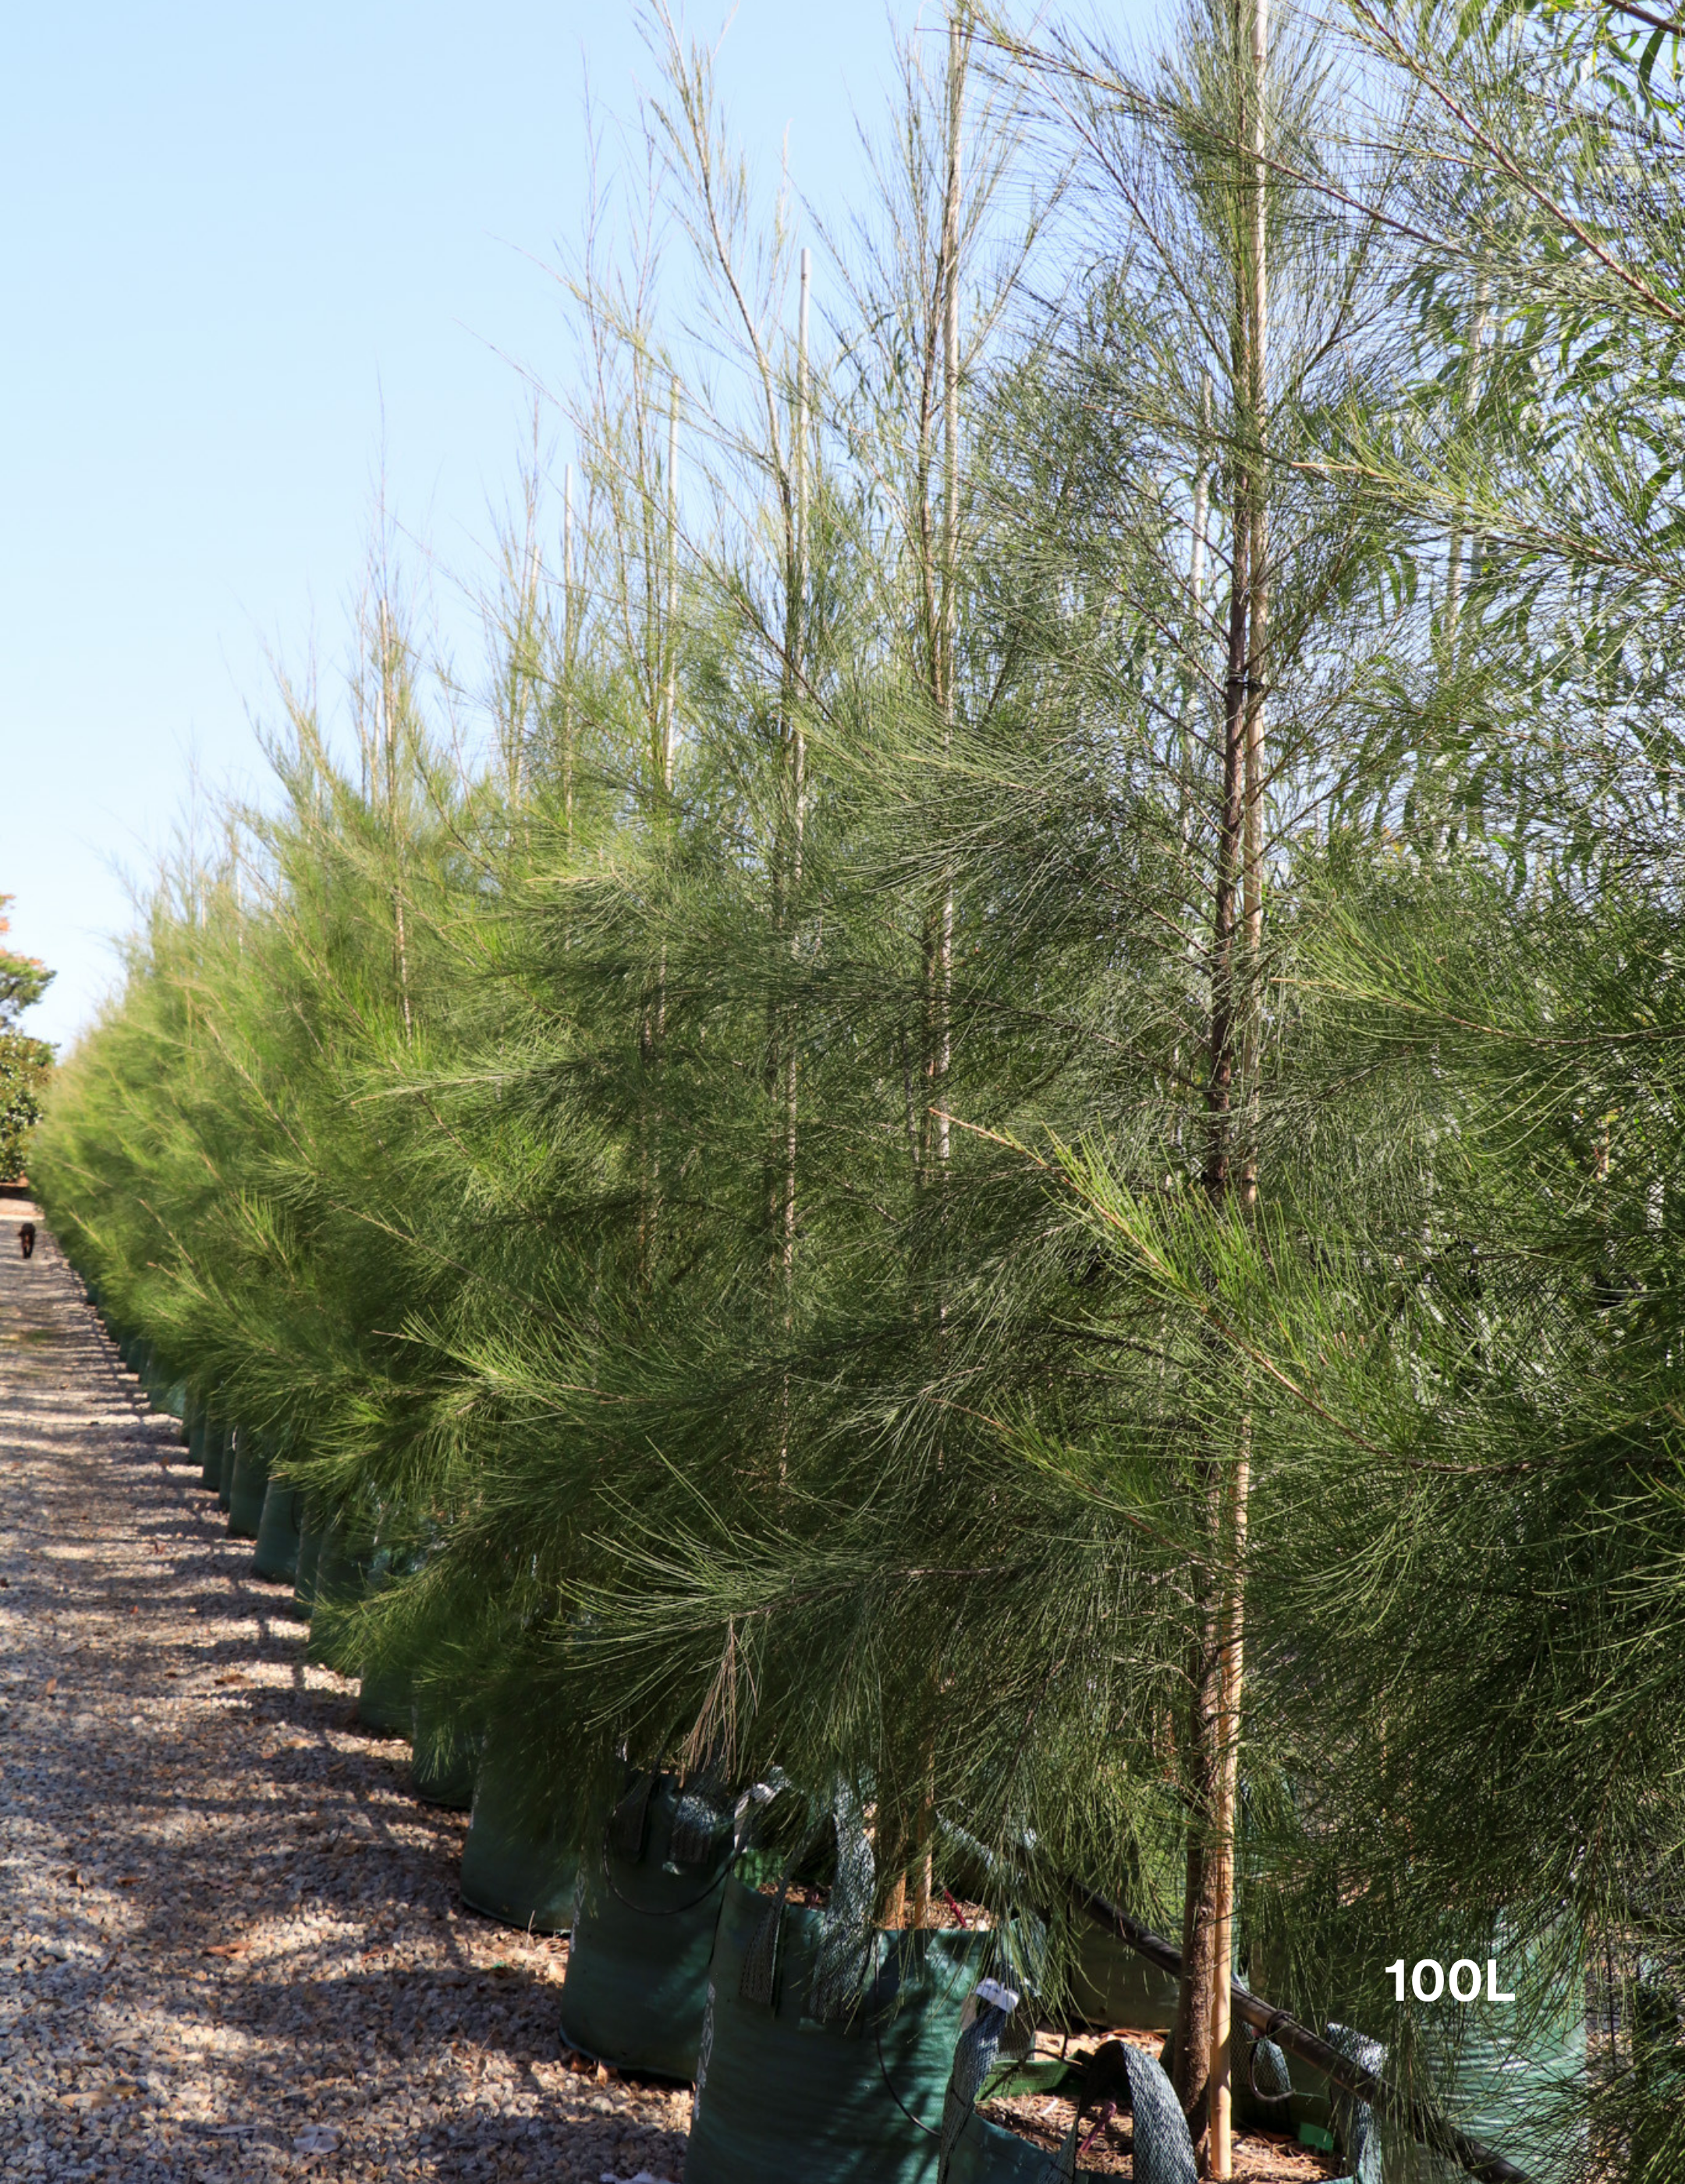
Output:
[{"xmin": 0, "ymin": 1227, "xmax": 692, "ymax": 2182}]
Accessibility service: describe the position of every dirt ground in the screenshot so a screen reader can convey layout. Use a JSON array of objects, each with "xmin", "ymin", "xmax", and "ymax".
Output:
[{"xmin": 0, "ymin": 1200, "xmax": 690, "ymax": 2184}]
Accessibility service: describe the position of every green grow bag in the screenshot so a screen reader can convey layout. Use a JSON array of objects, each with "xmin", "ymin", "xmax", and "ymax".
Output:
[
  {"xmin": 686, "ymin": 1875, "xmax": 1002, "ymax": 2184},
  {"xmin": 560, "ymin": 1774, "xmax": 733, "ymax": 2079},
  {"xmin": 410, "ymin": 1685, "xmax": 479, "ymax": 1810},
  {"xmin": 227, "ymin": 1434, "xmax": 271, "ymax": 1540},
  {"xmin": 216, "ymin": 1429, "xmax": 237, "ymax": 1512},
  {"xmin": 188, "ymin": 1404, "xmax": 220, "ymax": 1490},
  {"xmin": 354, "ymin": 1549, "xmax": 416, "ymax": 1734},
  {"xmin": 1068, "ymin": 1915, "xmax": 1181, "ymax": 2033},
  {"xmin": 293, "ymin": 1507, "xmax": 325, "ymax": 1616},
  {"xmin": 307, "ymin": 1519, "xmax": 371, "ymax": 1666},
  {"xmin": 252, "ymin": 1480, "xmax": 303, "ymax": 1583},
  {"xmin": 357, "ymin": 1655, "xmax": 413, "ymax": 1736},
  {"xmin": 459, "ymin": 1736, "xmax": 578, "ymax": 1932},
  {"xmin": 1400, "ymin": 1938, "xmax": 1587, "ymax": 2184}
]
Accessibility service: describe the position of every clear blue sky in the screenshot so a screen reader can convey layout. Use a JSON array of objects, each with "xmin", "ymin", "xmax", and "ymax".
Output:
[{"xmin": 2, "ymin": 2, "xmax": 1155, "ymax": 1050}]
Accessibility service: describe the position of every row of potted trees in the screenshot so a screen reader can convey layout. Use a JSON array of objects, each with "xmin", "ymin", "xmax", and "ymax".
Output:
[{"xmin": 85, "ymin": 1297, "xmax": 1305, "ymax": 2184}]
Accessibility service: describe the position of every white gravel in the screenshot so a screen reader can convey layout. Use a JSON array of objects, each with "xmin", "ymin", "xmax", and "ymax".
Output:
[{"xmin": 0, "ymin": 1200, "xmax": 692, "ymax": 2183}]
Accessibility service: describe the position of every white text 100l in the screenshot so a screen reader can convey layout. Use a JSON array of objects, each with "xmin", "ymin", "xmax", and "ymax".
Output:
[{"xmin": 1385, "ymin": 1959, "xmax": 1515, "ymax": 2003}]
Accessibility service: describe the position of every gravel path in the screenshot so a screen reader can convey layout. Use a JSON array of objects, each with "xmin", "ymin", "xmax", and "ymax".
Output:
[{"xmin": 0, "ymin": 1201, "xmax": 691, "ymax": 2184}]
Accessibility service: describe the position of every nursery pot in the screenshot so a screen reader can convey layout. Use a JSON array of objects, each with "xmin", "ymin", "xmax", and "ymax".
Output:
[
  {"xmin": 686, "ymin": 1875, "xmax": 1005, "ymax": 2184},
  {"xmin": 293, "ymin": 1505, "xmax": 326, "ymax": 1616},
  {"xmin": 353, "ymin": 1550, "xmax": 416, "ymax": 1735},
  {"xmin": 459, "ymin": 1731, "xmax": 578, "ymax": 1933},
  {"xmin": 197, "ymin": 1420, "xmax": 226, "ymax": 1493},
  {"xmin": 356, "ymin": 1653, "xmax": 414, "ymax": 1737},
  {"xmin": 410, "ymin": 1683, "xmax": 480, "ymax": 1810},
  {"xmin": 190, "ymin": 1398, "xmax": 224, "ymax": 1485},
  {"xmin": 559, "ymin": 1772, "xmax": 733, "ymax": 2080},
  {"xmin": 307, "ymin": 1517, "xmax": 371, "ymax": 1666},
  {"xmin": 1066, "ymin": 1911, "xmax": 1181, "ymax": 2034},
  {"xmin": 252, "ymin": 1478, "xmax": 303, "ymax": 1583},
  {"xmin": 227, "ymin": 1432, "xmax": 272, "ymax": 1540},
  {"xmin": 216, "ymin": 1428, "xmax": 238, "ymax": 1512},
  {"xmin": 1400, "ymin": 1930, "xmax": 1587, "ymax": 2184}
]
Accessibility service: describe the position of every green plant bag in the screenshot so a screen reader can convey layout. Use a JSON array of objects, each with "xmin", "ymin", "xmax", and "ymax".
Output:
[
  {"xmin": 188, "ymin": 1402, "xmax": 218, "ymax": 1489},
  {"xmin": 252, "ymin": 1479, "xmax": 303, "ymax": 1583},
  {"xmin": 410, "ymin": 1679, "xmax": 480, "ymax": 1808},
  {"xmin": 293, "ymin": 1504, "xmax": 325, "ymax": 1615},
  {"xmin": 216, "ymin": 1427, "xmax": 237, "ymax": 1512},
  {"xmin": 1398, "ymin": 1937, "xmax": 1587, "ymax": 2184},
  {"xmin": 227, "ymin": 1433, "xmax": 271, "ymax": 1540},
  {"xmin": 307, "ymin": 1517, "xmax": 371, "ymax": 1665},
  {"xmin": 459, "ymin": 1736, "xmax": 578, "ymax": 1932},
  {"xmin": 353, "ymin": 1548, "xmax": 417, "ymax": 1733},
  {"xmin": 357, "ymin": 1655, "xmax": 413, "ymax": 1736},
  {"xmin": 559, "ymin": 1773, "xmax": 733, "ymax": 2080},
  {"xmin": 685, "ymin": 1874, "xmax": 1004, "ymax": 2184},
  {"xmin": 1067, "ymin": 1916, "xmax": 1181, "ymax": 2033}
]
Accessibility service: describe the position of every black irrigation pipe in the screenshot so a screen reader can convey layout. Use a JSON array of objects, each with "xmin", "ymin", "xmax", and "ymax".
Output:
[{"xmin": 1069, "ymin": 1883, "xmax": 1532, "ymax": 2184}]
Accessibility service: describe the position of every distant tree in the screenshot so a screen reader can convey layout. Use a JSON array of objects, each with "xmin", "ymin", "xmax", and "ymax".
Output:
[{"xmin": 0, "ymin": 896, "xmax": 54, "ymax": 1182}]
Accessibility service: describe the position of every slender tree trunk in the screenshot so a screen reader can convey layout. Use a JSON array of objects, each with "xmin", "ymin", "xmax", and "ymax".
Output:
[
  {"xmin": 1175, "ymin": 503, "xmax": 1250, "ymax": 2154},
  {"xmin": 1180, "ymin": 16, "xmax": 1269, "ymax": 2161},
  {"xmin": 640, "ymin": 380, "xmax": 682, "ymax": 1290},
  {"xmin": 1208, "ymin": 6, "xmax": 1268, "ymax": 2169},
  {"xmin": 378, "ymin": 600, "xmax": 413, "ymax": 1047},
  {"xmin": 563, "ymin": 462, "xmax": 576, "ymax": 853}
]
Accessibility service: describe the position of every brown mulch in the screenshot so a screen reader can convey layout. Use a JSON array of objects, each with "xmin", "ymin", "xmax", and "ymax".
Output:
[{"xmin": 0, "ymin": 1205, "xmax": 690, "ymax": 2183}]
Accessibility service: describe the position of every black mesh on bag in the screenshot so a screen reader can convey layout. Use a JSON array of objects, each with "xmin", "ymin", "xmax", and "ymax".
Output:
[
  {"xmin": 1247, "ymin": 2029, "xmax": 1294, "ymax": 2101},
  {"xmin": 1327, "ymin": 2021, "xmax": 1386, "ymax": 2184},
  {"xmin": 1115, "ymin": 2044, "xmax": 1199, "ymax": 2184},
  {"xmin": 669, "ymin": 1776, "xmax": 731, "ymax": 1870},
  {"xmin": 937, "ymin": 1985, "xmax": 1034, "ymax": 2181},
  {"xmin": 809, "ymin": 1779, "xmax": 878, "ymax": 2025},
  {"xmin": 739, "ymin": 1875, "xmax": 790, "ymax": 2008}
]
